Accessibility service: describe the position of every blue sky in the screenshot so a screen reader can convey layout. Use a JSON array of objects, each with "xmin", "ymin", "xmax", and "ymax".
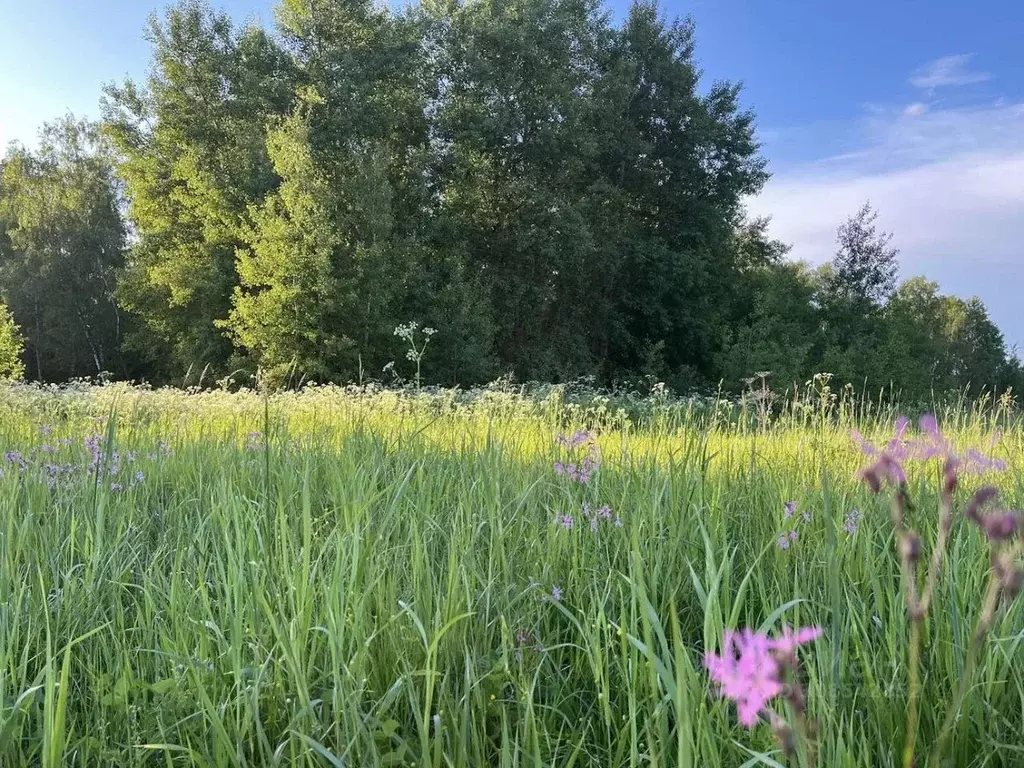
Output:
[{"xmin": 2, "ymin": 0, "xmax": 1023, "ymax": 354}]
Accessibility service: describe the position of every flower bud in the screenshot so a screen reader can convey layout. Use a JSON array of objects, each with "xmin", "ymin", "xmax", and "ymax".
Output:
[
  {"xmin": 1002, "ymin": 567, "xmax": 1024, "ymax": 601},
  {"xmin": 966, "ymin": 486, "xmax": 1000, "ymax": 524},
  {"xmin": 981, "ymin": 511, "xmax": 1020, "ymax": 543},
  {"xmin": 943, "ymin": 458, "xmax": 958, "ymax": 494},
  {"xmin": 900, "ymin": 532, "xmax": 921, "ymax": 564}
]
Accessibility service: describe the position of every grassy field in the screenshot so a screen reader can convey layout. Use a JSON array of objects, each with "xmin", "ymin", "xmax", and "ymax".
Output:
[{"xmin": 0, "ymin": 380, "xmax": 1021, "ymax": 767}]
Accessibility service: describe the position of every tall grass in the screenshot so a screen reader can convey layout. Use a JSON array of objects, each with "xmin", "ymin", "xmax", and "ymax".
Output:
[{"xmin": 0, "ymin": 381, "xmax": 1020, "ymax": 766}]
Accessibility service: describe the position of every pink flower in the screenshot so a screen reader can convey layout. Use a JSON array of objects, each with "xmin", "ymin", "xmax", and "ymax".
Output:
[
  {"xmin": 769, "ymin": 626, "xmax": 823, "ymax": 656},
  {"xmin": 705, "ymin": 630, "xmax": 782, "ymax": 726},
  {"xmin": 852, "ymin": 416, "xmax": 912, "ymax": 461},
  {"xmin": 852, "ymin": 417, "xmax": 911, "ymax": 491},
  {"xmin": 964, "ymin": 487, "xmax": 1021, "ymax": 542},
  {"xmin": 910, "ymin": 414, "xmax": 1005, "ymax": 475},
  {"xmin": 704, "ymin": 626, "xmax": 822, "ymax": 728}
]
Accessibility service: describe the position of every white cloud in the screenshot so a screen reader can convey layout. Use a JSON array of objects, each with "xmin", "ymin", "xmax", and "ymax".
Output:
[
  {"xmin": 909, "ymin": 54, "xmax": 990, "ymax": 90},
  {"xmin": 903, "ymin": 102, "xmax": 929, "ymax": 117},
  {"xmin": 748, "ymin": 100, "xmax": 1024, "ymax": 350}
]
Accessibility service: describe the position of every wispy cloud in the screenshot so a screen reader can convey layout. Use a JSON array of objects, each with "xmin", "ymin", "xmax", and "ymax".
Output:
[
  {"xmin": 909, "ymin": 54, "xmax": 990, "ymax": 90},
  {"xmin": 748, "ymin": 97, "xmax": 1024, "ymax": 351}
]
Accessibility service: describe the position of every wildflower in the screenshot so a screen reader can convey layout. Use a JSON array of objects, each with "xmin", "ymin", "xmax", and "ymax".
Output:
[
  {"xmin": 556, "ymin": 430, "xmax": 594, "ymax": 449},
  {"xmin": 581, "ymin": 503, "xmax": 621, "ymax": 532},
  {"xmin": 556, "ymin": 514, "xmax": 574, "ymax": 530},
  {"xmin": 802, "ymin": 510, "xmax": 811, "ymax": 523},
  {"xmin": 910, "ymin": 414, "xmax": 1006, "ymax": 480},
  {"xmin": 852, "ymin": 417, "xmax": 911, "ymax": 491},
  {"xmin": 704, "ymin": 626, "xmax": 821, "ymax": 728},
  {"xmin": 553, "ymin": 431, "xmax": 601, "ymax": 484},
  {"xmin": 704, "ymin": 630, "xmax": 781, "ymax": 727},
  {"xmin": 4, "ymin": 451, "xmax": 26, "ymax": 469},
  {"xmin": 110, "ymin": 483, "xmax": 123, "ymax": 492},
  {"xmin": 964, "ymin": 487, "xmax": 1020, "ymax": 542},
  {"xmin": 769, "ymin": 626, "xmax": 823, "ymax": 656},
  {"xmin": 843, "ymin": 508, "xmax": 862, "ymax": 535},
  {"xmin": 783, "ymin": 501, "xmax": 797, "ymax": 518},
  {"xmin": 789, "ymin": 530, "xmax": 799, "ymax": 542},
  {"xmin": 777, "ymin": 534, "xmax": 791, "ymax": 550},
  {"xmin": 551, "ymin": 585, "xmax": 563, "ymax": 602}
]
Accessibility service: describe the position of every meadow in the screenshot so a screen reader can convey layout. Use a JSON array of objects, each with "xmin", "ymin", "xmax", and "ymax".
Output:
[{"xmin": 0, "ymin": 379, "xmax": 1021, "ymax": 767}]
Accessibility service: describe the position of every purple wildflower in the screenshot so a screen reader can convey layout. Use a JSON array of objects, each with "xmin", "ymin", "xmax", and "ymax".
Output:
[
  {"xmin": 783, "ymin": 501, "xmax": 797, "ymax": 518},
  {"xmin": 555, "ymin": 430, "xmax": 594, "ymax": 449},
  {"xmin": 843, "ymin": 508, "xmax": 862, "ymax": 535},
  {"xmin": 910, "ymin": 414, "xmax": 1006, "ymax": 476},
  {"xmin": 853, "ymin": 418, "xmax": 912, "ymax": 491},
  {"xmin": 964, "ymin": 487, "xmax": 1021, "ymax": 542},
  {"xmin": 777, "ymin": 534, "xmax": 791, "ymax": 550},
  {"xmin": 802, "ymin": 510, "xmax": 811, "ymax": 523},
  {"xmin": 551, "ymin": 585, "xmax": 563, "ymax": 602},
  {"xmin": 557, "ymin": 514, "xmax": 575, "ymax": 530},
  {"xmin": 110, "ymin": 483, "xmax": 123, "ymax": 493},
  {"xmin": 4, "ymin": 451, "xmax": 26, "ymax": 469},
  {"xmin": 553, "ymin": 432, "xmax": 601, "ymax": 484},
  {"xmin": 789, "ymin": 530, "xmax": 799, "ymax": 542},
  {"xmin": 581, "ymin": 503, "xmax": 621, "ymax": 532}
]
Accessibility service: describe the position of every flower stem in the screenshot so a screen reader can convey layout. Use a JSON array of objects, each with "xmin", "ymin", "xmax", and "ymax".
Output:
[
  {"xmin": 919, "ymin": 489, "xmax": 954, "ymax": 613},
  {"xmin": 902, "ymin": 619, "xmax": 922, "ymax": 768},
  {"xmin": 928, "ymin": 573, "xmax": 1002, "ymax": 768}
]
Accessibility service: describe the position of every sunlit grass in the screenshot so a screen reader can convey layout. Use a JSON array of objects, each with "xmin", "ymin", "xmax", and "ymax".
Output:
[{"xmin": 0, "ymin": 381, "xmax": 1020, "ymax": 766}]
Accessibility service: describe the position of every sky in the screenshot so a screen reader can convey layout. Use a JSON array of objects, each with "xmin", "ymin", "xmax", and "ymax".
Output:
[{"xmin": 2, "ymin": 0, "xmax": 1023, "ymax": 353}]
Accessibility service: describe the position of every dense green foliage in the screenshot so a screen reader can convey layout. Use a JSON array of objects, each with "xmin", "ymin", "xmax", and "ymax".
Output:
[
  {"xmin": 0, "ymin": 118, "xmax": 131, "ymax": 381},
  {"xmin": 0, "ymin": 382, "xmax": 1021, "ymax": 765},
  {"xmin": 0, "ymin": 302, "xmax": 25, "ymax": 379},
  {"xmin": 0, "ymin": 0, "xmax": 1020, "ymax": 397}
]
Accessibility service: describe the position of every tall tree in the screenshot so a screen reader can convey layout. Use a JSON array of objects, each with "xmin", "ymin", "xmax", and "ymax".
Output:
[
  {"xmin": 591, "ymin": 2, "xmax": 767, "ymax": 386},
  {"xmin": 828, "ymin": 202, "xmax": 899, "ymax": 307},
  {"xmin": 102, "ymin": 0, "xmax": 295, "ymax": 379},
  {"xmin": 423, "ymin": 0, "xmax": 612, "ymax": 380},
  {"xmin": 0, "ymin": 118, "xmax": 128, "ymax": 381}
]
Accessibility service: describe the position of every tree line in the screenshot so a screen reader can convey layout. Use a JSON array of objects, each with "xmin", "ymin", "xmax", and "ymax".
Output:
[{"xmin": 0, "ymin": 0, "xmax": 1020, "ymax": 398}]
